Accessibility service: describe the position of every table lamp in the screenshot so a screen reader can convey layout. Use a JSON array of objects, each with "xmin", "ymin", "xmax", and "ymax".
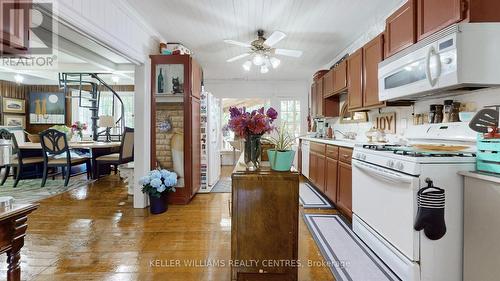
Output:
[{"xmin": 98, "ymin": 115, "xmax": 114, "ymax": 142}]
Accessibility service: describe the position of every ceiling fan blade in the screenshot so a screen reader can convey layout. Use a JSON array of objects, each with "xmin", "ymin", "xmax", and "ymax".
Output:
[
  {"xmin": 223, "ymin": 39, "xmax": 251, "ymax": 48},
  {"xmin": 274, "ymin": 48, "xmax": 303, "ymax": 58},
  {"xmin": 264, "ymin": 31, "xmax": 286, "ymax": 47},
  {"xmin": 226, "ymin": 53, "xmax": 250, "ymax": 62}
]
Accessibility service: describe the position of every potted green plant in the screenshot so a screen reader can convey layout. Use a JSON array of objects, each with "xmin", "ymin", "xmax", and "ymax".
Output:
[
  {"xmin": 139, "ymin": 169, "xmax": 177, "ymax": 214},
  {"xmin": 265, "ymin": 125, "xmax": 296, "ymax": 171}
]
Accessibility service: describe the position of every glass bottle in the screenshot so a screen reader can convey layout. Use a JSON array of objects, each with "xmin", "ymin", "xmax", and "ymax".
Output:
[{"xmin": 158, "ymin": 69, "xmax": 164, "ymax": 94}]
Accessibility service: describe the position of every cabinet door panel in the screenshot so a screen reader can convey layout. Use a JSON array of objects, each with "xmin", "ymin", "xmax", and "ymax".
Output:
[
  {"xmin": 363, "ymin": 34, "xmax": 385, "ymax": 109},
  {"xmin": 323, "ymin": 69, "xmax": 334, "ymax": 97},
  {"xmin": 311, "ymin": 83, "xmax": 317, "ymax": 117},
  {"xmin": 309, "ymin": 152, "xmax": 316, "ymax": 183},
  {"xmin": 316, "ymin": 79, "xmax": 324, "ymax": 116},
  {"xmin": 333, "ymin": 60, "xmax": 347, "ymax": 93},
  {"xmin": 337, "ymin": 161, "xmax": 352, "ymax": 219},
  {"xmin": 417, "ymin": 0, "xmax": 462, "ymax": 41},
  {"xmin": 347, "ymin": 49, "xmax": 363, "ymax": 111},
  {"xmin": 385, "ymin": 0, "xmax": 416, "ymax": 57},
  {"xmin": 317, "ymin": 155, "xmax": 326, "ymax": 193},
  {"xmin": 325, "ymin": 158, "xmax": 338, "ymax": 203}
]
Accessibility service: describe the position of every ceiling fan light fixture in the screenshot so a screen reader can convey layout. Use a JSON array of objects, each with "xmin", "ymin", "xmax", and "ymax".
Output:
[
  {"xmin": 260, "ymin": 65, "xmax": 269, "ymax": 74},
  {"xmin": 242, "ymin": 60, "xmax": 252, "ymax": 71},
  {"xmin": 270, "ymin": 57, "xmax": 280, "ymax": 69},
  {"xmin": 253, "ymin": 54, "xmax": 264, "ymax": 66}
]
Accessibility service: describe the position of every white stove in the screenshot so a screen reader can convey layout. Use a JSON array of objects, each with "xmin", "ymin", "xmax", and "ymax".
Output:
[{"xmin": 351, "ymin": 123, "xmax": 476, "ymax": 281}]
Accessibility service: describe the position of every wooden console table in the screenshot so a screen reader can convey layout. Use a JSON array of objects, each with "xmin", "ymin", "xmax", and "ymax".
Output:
[
  {"xmin": 0, "ymin": 204, "xmax": 38, "ymax": 281},
  {"xmin": 231, "ymin": 160, "xmax": 299, "ymax": 281}
]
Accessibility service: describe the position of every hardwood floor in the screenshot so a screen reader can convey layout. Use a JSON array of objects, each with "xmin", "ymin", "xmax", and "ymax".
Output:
[{"xmin": 0, "ymin": 172, "xmax": 335, "ymax": 281}]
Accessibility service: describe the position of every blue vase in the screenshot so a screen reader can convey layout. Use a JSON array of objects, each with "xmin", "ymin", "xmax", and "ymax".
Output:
[
  {"xmin": 267, "ymin": 149, "xmax": 295, "ymax": 171},
  {"xmin": 149, "ymin": 193, "xmax": 168, "ymax": 214}
]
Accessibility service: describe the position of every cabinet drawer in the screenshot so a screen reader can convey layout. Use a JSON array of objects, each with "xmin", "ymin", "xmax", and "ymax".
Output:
[
  {"xmin": 326, "ymin": 145, "xmax": 339, "ymax": 159},
  {"xmin": 338, "ymin": 147, "xmax": 353, "ymax": 164},
  {"xmin": 310, "ymin": 142, "xmax": 326, "ymax": 154}
]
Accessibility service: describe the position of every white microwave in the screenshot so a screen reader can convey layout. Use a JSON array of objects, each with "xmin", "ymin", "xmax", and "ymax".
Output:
[{"xmin": 378, "ymin": 23, "xmax": 500, "ymax": 101}]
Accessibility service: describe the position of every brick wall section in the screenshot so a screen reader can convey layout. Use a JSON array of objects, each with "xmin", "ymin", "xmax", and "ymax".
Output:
[{"xmin": 155, "ymin": 103, "xmax": 184, "ymax": 169}]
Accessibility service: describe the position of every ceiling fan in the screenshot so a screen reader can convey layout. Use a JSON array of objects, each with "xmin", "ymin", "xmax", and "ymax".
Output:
[{"xmin": 224, "ymin": 29, "xmax": 303, "ymax": 73}]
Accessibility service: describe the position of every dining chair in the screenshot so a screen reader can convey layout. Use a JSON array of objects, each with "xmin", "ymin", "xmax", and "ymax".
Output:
[
  {"xmin": 0, "ymin": 129, "xmax": 44, "ymax": 187},
  {"xmin": 95, "ymin": 127, "xmax": 134, "ymax": 178},
  {"xmin": 39, "ymin": 129, "xmax": 91, "ymax": 187}
]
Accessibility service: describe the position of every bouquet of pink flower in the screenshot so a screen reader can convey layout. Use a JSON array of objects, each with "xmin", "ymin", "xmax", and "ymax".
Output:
[
  {"xmin": 71, "ymin": 121, "xmax": 88, "ymax": 139},
  {"xmin": 228, "ymin": 106, "xmax": 278, "ymax": 138}
]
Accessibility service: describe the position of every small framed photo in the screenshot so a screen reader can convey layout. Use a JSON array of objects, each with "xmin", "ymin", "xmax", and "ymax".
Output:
[
  {"xmin": 2, "ymin": 98, "xmax": 26, "ymax": 114},
  {"xmin": 3, "ymin": 114, "xmax": 26, "ymax": 128}
]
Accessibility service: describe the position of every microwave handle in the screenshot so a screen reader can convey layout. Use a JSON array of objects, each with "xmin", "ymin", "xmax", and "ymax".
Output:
[{"xmin": 425, "ymin": 46, "xmax": 441, "ymax": 87}]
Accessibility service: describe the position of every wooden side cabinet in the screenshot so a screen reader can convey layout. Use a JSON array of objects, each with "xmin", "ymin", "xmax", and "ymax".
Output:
[
  {"xmin": 337, "ymin": 161, "xmax": 353, "ymax": 220},
  {"xmin": 362, "ymin": 34, "xmax": 385, "ymax": 109},
  {"xmin": 385, "ymin": 0, "xmax": 416, "ymax": 58},
  {"xmin": 231, "ymin": 166, "xmax": 299, "ymax": 281},
  {"xmin": 347, "ymin": 49, "xmax": 363, "ymax": 111}
]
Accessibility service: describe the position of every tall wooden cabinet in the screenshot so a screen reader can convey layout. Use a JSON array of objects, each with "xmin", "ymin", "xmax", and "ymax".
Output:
[
  {"xmin": 363, "ymin": 34, "xmax": 385, "ymax": 109},
  {"xmin": 150, "ymin": 55, "xmax": 202, "ymax": 204}
]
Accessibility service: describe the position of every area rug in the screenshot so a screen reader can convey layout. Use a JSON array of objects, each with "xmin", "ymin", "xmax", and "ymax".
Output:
[
  {"xmin": 210, "ymin": 177, "xmax": 232, "ymax": 193},
  {"xmin": 299, "ymin": 182, "xmax": 333, "ymax": 208},
  {"xmin": 0, "ymin": 178, "xmax": 93, "ymax": 204},
  {"xmin": 303, "ymin": 214, "xmax": 399, "ymax": 281}
]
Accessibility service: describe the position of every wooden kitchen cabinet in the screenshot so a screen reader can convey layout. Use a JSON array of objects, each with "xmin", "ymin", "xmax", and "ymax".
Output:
[
  {"xmin": 309, "ymin": 152, "xmax": 317, "ymax": 185},
  {"xmin": 316, "ymin": 78, "xmax": 324, "ymax": 116},
  {"xmin": 385, "ymin": 0, "xmax": 416, "ymax": 58},
  {"xmin": 316, "ymin": 154, "xmax": 326, "ymax": 193},
  {"xmin": 325, "ymin": 157, "xmax": 338, "ymax": 203},
  {"xmin": 333, "ymin": 60, "xmax": 348, "ymax": 94},
  {"xmin": 337, "ymin": 161, "xmax": 353, "ymax": 220},
  {"xmin": 417, "ymin": 0, "xmax": 463, "ymax": 41},
  {"xmin": 362, "ymin": 34, "xmax": 385, "ymax": 109},
  {"xmin": 347, "ymin": 49, "xmax": 363, "ymax": 111},
  {"xmin": 310, "ymin": 83, "xmax": 317, "ymax": 117},
  {"xmin": 323, "ymin": 69, "xmax": 334, "ymax": 97}
]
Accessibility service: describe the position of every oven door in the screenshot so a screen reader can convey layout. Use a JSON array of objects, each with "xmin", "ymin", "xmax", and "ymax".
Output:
[{"xmin": 352, "ymin": 159, "xmax": 420, "ymax": 261}]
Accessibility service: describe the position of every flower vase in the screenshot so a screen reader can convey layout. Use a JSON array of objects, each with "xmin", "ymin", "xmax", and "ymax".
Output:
[
  {"xmin": 244, "ymin": 134, "xmax": 262, "ymax": 170},
  {"xmin": 149, "ymin": 193, "xmax": 168, "ymax": 214}
]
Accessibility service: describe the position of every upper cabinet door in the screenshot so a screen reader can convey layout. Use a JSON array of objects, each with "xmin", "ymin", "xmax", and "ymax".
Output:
[
  {"xmin": 323, "ymin": 69, "xmax": 334, "ymax": 97},
  {"xmin": 385, "ymin": 0, "xmax": 416, "ymax": 58},
  {"xmin": 333, "ymin": 60, "xmax": 348, "ymax": 94},
  {"xmin": 316, "ymin": 78, "xmax": 324, "ymax": 116},
  {"xmin": 310, "ymin": 83, "xmax": 317, "ymax": 117},
  {"xmin": 417, "ymin": 0, "xmax": 463, "ymax": 41},
  {"xmin": 347, "ymin": 49, "xmax": 363, "ymax": 111},
  {"xmin": 363, "ymin": 34, "xmax": 385, "ymax": 109}
]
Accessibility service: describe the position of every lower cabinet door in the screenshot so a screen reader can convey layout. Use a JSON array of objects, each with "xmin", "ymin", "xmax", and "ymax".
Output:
[
  {"xmin": 316, "ymin": 155, "xmax": 326, "ymax": 193},
  {"xmin": 309, "ymin": 152, "xmax": 316, "ymax": 184},
  {"xmin": 337, "ymin": 161, "xmax": 352, "ymax": 219},
  {"xmin": 325, "ymin": 158, "xmax": 338, "ymax": 203}
]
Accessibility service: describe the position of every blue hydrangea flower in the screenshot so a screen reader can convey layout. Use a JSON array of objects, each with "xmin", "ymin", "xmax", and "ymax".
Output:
[
  {"xmin": 157, "ymin": 184, "xmax": 166, "ymax": 193},
  {"xmin": 163, "ymin": 172, "xmax": 177, "ymax": 187},
  {"xmin": 150, "ymin": 178, "xmax": 162, "ymax": 188},
  {"xmin": 149, "ymin": 170, "xmax": 161, "ymax": 179},
  {"xmin": 139, "ymin": 176, "xmax": 150, "ymax": 185},
  {"xmin": 160, "ymin": 169, "xmax": 170, "ymax": 179}
]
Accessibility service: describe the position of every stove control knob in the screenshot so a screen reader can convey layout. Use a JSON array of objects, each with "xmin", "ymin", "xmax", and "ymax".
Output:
[
  {"xmin": 361, "ymin": 154, "xmax": 366, "ymax": 160},
  {"xmin": 387, "ymin": 160, "xmax": 394, "ymax": 168},
  {"xmin": 396, "ymin": 162, "xmax": 405, "ymax": 170},
  {"xmin": 355, "ymin": 153, "xmax": 361, "ymax": 159}
]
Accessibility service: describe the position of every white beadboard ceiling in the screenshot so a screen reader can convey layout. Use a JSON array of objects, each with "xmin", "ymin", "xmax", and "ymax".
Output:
[{"xmin": 125, "ymin": 0, "xmax": 403, "ymax": 81}]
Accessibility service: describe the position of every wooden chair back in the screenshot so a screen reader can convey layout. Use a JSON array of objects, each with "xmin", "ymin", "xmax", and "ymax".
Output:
[
  {"xmin": 39, "ymin": 129, "xmax": 70, "ymax": 161},
  {"xmin": 0, "ymin": 129, "xmax": 19, "ymax": 157},
  {"xmin": 120, "ymin": 127, "xmax": 134, "ymax": 163}
]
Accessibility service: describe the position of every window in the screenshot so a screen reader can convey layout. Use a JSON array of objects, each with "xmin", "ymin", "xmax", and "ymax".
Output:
[
  {"xmin": 72, "ymin": 91, "xmax": 134, "ymax": 137},
  {"xmin": 280, "ymin": 99, "xmax": 301, "ymax": 138}
]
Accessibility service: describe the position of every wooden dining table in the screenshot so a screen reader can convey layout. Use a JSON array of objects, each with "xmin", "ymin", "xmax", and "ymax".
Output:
[{"xmin": 17, "ymin": 141, "xmax": 121, "ymax": 179}]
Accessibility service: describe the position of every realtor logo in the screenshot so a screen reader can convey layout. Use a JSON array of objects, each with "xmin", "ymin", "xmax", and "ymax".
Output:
[{"xmin": 0, "ymin": 0, "xmax": 57, "ymax": 69}]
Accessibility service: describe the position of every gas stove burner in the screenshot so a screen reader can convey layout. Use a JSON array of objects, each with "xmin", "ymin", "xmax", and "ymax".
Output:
[
  {"xmin": 392, "ymin": 149, "xmax": 476, "ymax": 158},
  {"xmin": 362, "ymin": 144, "xmax": 401, "ymax": 151}
]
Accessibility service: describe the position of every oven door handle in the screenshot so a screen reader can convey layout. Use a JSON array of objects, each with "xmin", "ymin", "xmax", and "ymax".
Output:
[{"xmin": 352, "ymin": 160, "xmax": 415, "ymax": 184}]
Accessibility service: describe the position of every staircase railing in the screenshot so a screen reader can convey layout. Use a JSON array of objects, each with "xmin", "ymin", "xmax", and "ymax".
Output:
[{"xmin": 58, "ymin": 73, "xmax": 125, "ymax": 141}]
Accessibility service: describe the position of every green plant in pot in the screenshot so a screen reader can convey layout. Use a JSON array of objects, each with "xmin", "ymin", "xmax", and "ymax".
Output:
[{"xmin": 265, "ymin": 125, "xmax": 296, "ymax": 171}]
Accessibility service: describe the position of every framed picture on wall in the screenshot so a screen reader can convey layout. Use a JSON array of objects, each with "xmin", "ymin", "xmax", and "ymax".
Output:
[
  {"xmin": 29, "ymin": 92, "xmax": 66, "ymax": 124},
  {"xmin": 3, "ymin": 114, "xmax": 26, "ymax": 128},
  {"xmin": 2, "ymin": 98, "xmax": 25, "ymax": 114}
]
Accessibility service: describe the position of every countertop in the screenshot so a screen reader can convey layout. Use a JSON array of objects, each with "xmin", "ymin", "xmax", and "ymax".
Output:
[
  {"xmin": 299, "ymin": 136, "xmax": 359, "ymax": 148},
  {"xmin": 458, "ymin": 171, "xmax": 500, "ymax": 184}
]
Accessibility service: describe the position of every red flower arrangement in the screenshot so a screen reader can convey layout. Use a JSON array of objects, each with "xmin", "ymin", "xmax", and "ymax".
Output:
[
  {"xmin": 71, "ymin": 121, "xmax": 88, "ymax": 139},
  {"xmin": 228, "ymin": 106, "xmax": 278, "ymax": 138}
]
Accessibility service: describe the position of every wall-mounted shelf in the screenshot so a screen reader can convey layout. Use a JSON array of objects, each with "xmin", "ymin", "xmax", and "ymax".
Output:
[{"xmin": 155, "ymin": 94, "xmax": 184, "ymax": 103}]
